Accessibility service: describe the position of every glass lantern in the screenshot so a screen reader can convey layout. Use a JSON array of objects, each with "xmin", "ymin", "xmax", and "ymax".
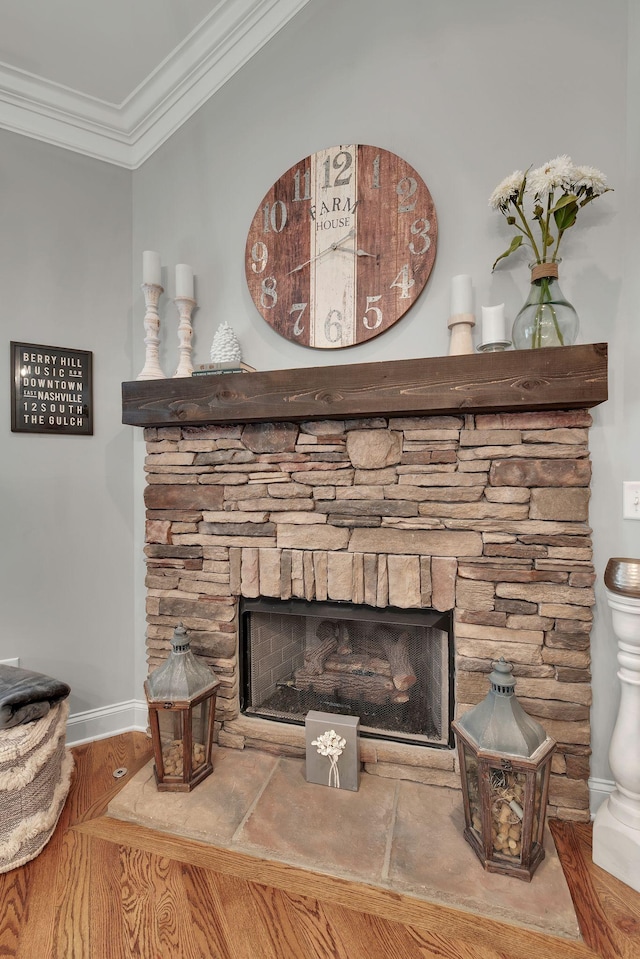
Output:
[
  {"xmin": 144, "ymin": 623, "xmax": 220, "ymax": 792},
  {"xmin": 452, "ymin": 659, "xmax": 555, "ymax": 881}
]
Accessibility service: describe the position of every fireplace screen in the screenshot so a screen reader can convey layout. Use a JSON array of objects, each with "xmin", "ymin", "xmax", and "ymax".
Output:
[{"xmin": 240, "ymin": 598, "xmax": 453, "ymax": 747}]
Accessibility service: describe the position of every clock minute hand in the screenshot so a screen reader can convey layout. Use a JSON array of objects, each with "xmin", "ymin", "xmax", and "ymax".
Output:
[{"xmin": 286, "ymin": 228, "xmax": 355, "ymax": 275}]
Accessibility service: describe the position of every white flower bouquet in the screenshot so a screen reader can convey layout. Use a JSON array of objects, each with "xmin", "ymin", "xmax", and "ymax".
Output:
[
  {"xmin": 490, "ymin": 155, "xmax": 611, "ymax": 271},
  {"xmin": 489, "ymin": 156, "xmax": 611, "ymax": 270},
  {"xmin": 311, "ymin": 728, "xmax": 347, "ymax": 788},
  {"xmin": 489, "ymin": 156, "xmax": 612, "ymax": 347}
]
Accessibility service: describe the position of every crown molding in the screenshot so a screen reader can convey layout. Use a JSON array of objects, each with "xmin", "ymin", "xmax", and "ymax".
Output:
[{"xmin": 0, "ymin": 0, "xmax": 312, "ymax": 169}]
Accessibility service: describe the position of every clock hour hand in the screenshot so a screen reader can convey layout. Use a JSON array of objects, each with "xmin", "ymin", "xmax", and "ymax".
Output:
[
  {"xmin": 286, "ymin": 228, "xmax": 355, "ymax": 275},
  {"xmin": 328, "ymin": 227, "xmax": 356, "ymax": 251},
  {"xmin": 336, "ymin": 246, "xmax": 377, "ymax": 259}
]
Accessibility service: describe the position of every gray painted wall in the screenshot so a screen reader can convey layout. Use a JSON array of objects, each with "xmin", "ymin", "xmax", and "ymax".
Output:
[
  {"xmin": 132, "ymin": 0, "xmax": 638, "ymax": 790},
  {"xmin": 0, "ymin": 131, "xmax": 136, "ymax": 720},
  {"xmin": 1, "ymin": 0, "xmax": 638, "ymax": 793}
]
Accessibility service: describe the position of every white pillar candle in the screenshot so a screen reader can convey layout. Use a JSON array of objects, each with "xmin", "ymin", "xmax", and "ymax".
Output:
[
  {"xmin": 142, "ymin": 250, "xmax": 162, "ymax": 287},
  {"xmin": 450, "ymin": 274, "xmax": 473, "ymax": 316},
  {"xmin": 175, "ymin": 264, "xmax": 194, "ymax": 299},
  {"xmin": 481, "ymin": 304, "xmax": 506, "ymax": 343}
]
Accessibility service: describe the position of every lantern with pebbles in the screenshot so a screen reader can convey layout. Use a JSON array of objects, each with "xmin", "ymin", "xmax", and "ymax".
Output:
[
  {"xmin": 452, "ymin": 658, "xmax": 555, "ymax": 881},
  {"xmin": 144, "ymin": 623, "xmax": 220, "ymax": 792}
]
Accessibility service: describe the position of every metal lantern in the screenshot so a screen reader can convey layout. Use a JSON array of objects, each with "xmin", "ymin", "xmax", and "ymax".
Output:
[
  {"xmin": 144, "ymin": 623, "xmax": 220, "ymax": 792},
  {"xmin": 452, "ymin": 658, "xmax": 555, "ymax": 881}
]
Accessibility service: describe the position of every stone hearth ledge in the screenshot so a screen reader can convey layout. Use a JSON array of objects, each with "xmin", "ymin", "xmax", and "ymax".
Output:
[{"xmin": 107, "ymin": 746, "xmax": 581, "ymax": 942}]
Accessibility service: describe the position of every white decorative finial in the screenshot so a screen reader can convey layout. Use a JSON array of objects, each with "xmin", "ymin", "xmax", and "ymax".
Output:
[{"xmin": 210, "ymin": 321, "xmax": 242, "ymax": 365}]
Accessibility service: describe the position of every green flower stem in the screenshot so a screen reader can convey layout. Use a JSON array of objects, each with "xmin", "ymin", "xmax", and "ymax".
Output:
[
  {"xmin": 551, "ymin": 231, "xmax": 564, "ymax": 262},
  {"xmin": 513, "ymin": 203, "xmax": 542, "ymax": 262},
  {"xmin": 532, "ymin": 277, "xmax": 564, "ymax": 348},
  {"xmin": 544, "ymin": 191, "xmax": 554, "ymax": 256}
]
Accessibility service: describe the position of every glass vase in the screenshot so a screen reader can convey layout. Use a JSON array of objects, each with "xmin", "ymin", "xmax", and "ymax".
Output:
[{"xmin": 511, "ymin": 261, "xmax": 579, "ymax": 349}]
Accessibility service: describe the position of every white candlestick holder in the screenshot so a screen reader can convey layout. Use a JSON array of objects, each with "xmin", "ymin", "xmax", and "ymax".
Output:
[
  {"xmin": 137, "ymin": 283, "xmax": 166, "ymax": 380},
  {"xmin": 447, "ymin": 313, "xmax": 476, "ymax": 355},
  {"xmin": 173, "ymin": 296, "xmax": 196, "ymax": 377}
]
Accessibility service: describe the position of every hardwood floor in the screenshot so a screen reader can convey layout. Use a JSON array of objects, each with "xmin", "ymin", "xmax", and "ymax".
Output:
[{"xmin": 0, "ymin": 732, "xmax": 638, "ymax": 958}]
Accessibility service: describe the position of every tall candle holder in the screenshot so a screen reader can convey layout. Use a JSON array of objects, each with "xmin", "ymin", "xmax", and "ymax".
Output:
[
  {"xmin": 173, "ymin": 297, "xmax": 196, "ymax": 377},
  {"xmin": 448, "ymin": 313, "xmax": 476, "ymax": 355},
  {"xmin": 448, "ymin": 275, "xmax": 475, "ymax": 356},
  {"xmin": 137, "ymin": 283, "xmax": 166, "ymax": 380}
]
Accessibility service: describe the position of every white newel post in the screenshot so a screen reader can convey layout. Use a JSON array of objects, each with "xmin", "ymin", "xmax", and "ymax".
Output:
[{"xmin": 593, "ymin": 558, "xmax": 640, "ymax": 893}]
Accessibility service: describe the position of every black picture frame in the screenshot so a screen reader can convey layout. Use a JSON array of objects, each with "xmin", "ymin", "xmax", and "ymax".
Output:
[{"xmin": 11, "ymin": 341, "xmax": 93, "ymax": 435}]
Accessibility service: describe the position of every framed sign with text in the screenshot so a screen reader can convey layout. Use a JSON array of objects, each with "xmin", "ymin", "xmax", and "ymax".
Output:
[{"xmin": 11, "ymin": 341, "xmax": 93, "ymax": 435}]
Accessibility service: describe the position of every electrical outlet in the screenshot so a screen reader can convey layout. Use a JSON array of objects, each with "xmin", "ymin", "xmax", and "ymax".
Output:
[
  {"xmin": 0, "ymin": 658, "xmax": 20, "ymax": 668},
  {"xmin": 623, "ymin": 481, "xmax": 640, "ymax": 519}
]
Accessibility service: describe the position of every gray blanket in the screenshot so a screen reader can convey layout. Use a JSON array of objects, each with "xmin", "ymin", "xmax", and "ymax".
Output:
[{"xmin": 0, "ymin": 664, "xmax": 70, "ymax": 729}]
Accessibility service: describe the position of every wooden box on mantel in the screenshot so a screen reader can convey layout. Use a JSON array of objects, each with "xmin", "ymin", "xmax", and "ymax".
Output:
[{"xmin": 121, "ymin": 343, "xmax": 608, "ymax": 428}]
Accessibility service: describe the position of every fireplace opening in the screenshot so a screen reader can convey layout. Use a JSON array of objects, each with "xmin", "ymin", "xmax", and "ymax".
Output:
[{"xmin": 240, "ymin": 598, "xmax": 454, "ymax": 748}]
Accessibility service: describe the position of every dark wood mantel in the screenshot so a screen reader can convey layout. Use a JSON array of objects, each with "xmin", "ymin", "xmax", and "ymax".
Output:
[{"xmin": 121, "ymin": 342, "xmax": 607, "ymax": 428}]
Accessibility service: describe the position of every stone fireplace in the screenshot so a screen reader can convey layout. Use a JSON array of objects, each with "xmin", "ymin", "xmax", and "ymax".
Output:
[{"xmin": 125, "ymin": 346, "xmax": 608, "ymax": 823}]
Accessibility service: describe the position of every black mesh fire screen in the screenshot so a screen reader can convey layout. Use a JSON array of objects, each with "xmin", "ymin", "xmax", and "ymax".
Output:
[{"xmin": 240, "ymin": 598, "xmax": 454, "ymax": 748}]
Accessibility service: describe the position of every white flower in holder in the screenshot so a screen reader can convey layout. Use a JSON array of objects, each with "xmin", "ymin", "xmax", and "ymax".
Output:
[
  {"xmin": 311, "ymin": 729, "xmax": 347, "ymax": 788},
  {"xmin": 305, "ymin": 711, "xmax": 360, "ymax": 791}
]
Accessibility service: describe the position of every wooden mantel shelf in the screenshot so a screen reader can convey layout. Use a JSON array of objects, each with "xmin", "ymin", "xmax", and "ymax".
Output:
[{"xmin": 121, "ymin": 342, "xmax": 607, "ymax": 428}]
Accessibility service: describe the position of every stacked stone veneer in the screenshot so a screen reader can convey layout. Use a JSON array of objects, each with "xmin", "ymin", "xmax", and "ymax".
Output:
[{"xmin": 144, "ymin": 408, "xmax": 594, "ymax": 822}]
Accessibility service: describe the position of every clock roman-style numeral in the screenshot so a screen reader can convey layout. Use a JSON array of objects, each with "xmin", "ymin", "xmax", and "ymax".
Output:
[
  {"xmin": 409, "ymin": 218, "xmax": 431, "ymax": 255},
  {"xmin": 363, "ymin": 295, "xmax": 383, "ymax": 329},
  {"xmin": 391, "ymin": 265, "xmax": 415, "ymax": 299},
  {"xmin": 250, "ymin": 241, "xmax": 268, "ymax": 273},
  {"xmin": 260, "ymin": 277, "xmax": 278, "ymax": 308},
  {"xmin": 262, "ymin": 201, "xmax": 288, "ymax": 233},
  {"xmin": 324, "ymin": 309, "xmax": 343, "ymax": 343},
  {"xmin": 293, "ymin": 169, "xmax": 311, "ymax": 201},
  {"xmin": 372, "ymin": 154, "xmax": 381, "ymax": 189},
  {"xmin": 290, "ymin": 302, "xmax": 307, "ymax": 336},
  {"xmin": 322, "ymin": 151, "xmax": 353, "ymax": 189},
  {"xmin": 396, "ymin": 176, "xmax": 418, "ymax": 213}
]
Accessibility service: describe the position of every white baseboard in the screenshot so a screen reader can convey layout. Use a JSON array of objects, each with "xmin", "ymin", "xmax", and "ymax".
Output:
[
  {"xmin": 589, "ymin": 776, "xmax": 615, "ymax": 817},
  {"xmin": 66, "ymin": 699, "xmax": 149, "ymax": 746}
]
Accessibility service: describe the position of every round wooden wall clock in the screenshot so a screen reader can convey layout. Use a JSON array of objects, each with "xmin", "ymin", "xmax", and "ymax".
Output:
[{"xmin": 244, "ymin": 144, "xmax": 437, "ymax": 349}]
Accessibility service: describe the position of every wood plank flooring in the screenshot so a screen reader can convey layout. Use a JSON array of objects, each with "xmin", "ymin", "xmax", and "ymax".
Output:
[{"xmin": 0, "ymin": 732, "xmax": 638, "ymax": 958}]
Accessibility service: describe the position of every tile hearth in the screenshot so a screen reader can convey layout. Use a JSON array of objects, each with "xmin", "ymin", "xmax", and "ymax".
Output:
[{"xmin": 107, "ymin": 745, "xmax": 581, "ymax": 943}]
